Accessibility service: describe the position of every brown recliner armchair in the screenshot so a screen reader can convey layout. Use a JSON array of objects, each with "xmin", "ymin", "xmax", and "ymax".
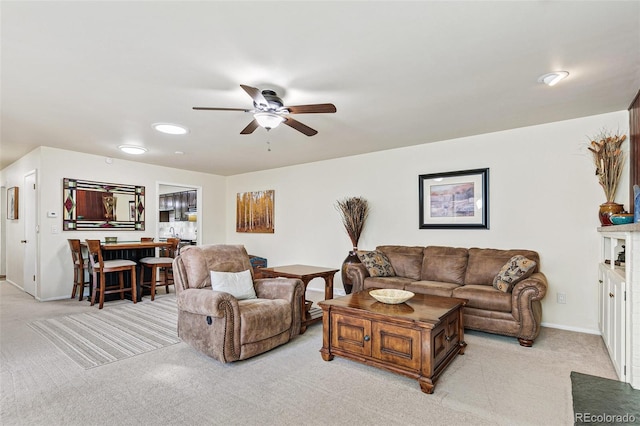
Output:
[{"xmin": 173, "ymin": 244, "xmax": 305, "ymax": 363}]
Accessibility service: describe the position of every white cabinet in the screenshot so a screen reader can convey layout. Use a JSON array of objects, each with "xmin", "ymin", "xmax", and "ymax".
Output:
[
  {"xmin": 598, "ymin": 225, "xmax": 640, "ymax": 389},
  {"xmin": 598, "ymin": 263, "xmax": 626, "ymax": 379}
]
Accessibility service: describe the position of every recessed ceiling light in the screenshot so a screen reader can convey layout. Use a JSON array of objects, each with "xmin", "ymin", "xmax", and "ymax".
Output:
[
  {"xmin": 153, "ymin": 123, "xmax": 189, "ymax": 135},
  {"xmin": 538, "ymin": 71, "xmax": 569, "ymax": 86},
  {"xmin": 174, "ymin": 151, "xmax": 184, "ymax": 155},
  {"xmin": 119, "ymin": 145, "xmax": 147, "ymax": 155}
]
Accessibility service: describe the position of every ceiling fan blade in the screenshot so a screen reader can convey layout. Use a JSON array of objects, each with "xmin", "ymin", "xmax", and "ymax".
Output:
[
  {"xmin": 284, "ymin": 117, "xmax": 318, "ymax": 136},
  {"xmin": 285, "ymin": 103, "xmax": 337, "ymax": 114},
  {"xmin": 240, "ymin": 84, "xmax": 269, "ymax": 108},
  {"xmin": 240, "ymin": 119, "xmax": 259, "ymax": 135},
  {"xmin": 193, "ymin": 107, "xmax": 252, "ymax": 112}
]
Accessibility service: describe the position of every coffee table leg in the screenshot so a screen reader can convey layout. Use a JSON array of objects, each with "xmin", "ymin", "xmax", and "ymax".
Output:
[
  {"xmin": 419, "ymin": 377, "xmax": 435, "ymax": 394},
  {"xmin": 320, "ymin": 307, "xmax": 334, "ymax": 361}
]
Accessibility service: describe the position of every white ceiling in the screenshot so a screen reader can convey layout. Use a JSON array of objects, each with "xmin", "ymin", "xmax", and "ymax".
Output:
[{"xmin": 2, "ymin": 1, "xmax": 639, "ymax": 176}]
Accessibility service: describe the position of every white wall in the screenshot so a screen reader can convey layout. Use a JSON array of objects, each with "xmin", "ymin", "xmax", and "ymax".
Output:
[
  {"xmin": 1, "ymin": 147, "xmax": 226, "ymax": 300},
  {"xmin": 226, "ymin": 111, "xmax": 631, "ymax": 333},
  {"xmin": 0, "ymin": 111, "xmax": 631, "ymax": 332}
]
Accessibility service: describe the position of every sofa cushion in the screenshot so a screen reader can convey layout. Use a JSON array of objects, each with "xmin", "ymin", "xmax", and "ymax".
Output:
[
  {"xmin": 210, "ymin": 269, "xmax": 257, "ymax": 300},
  {"xmin": 363, "ymin": 276, "xmax": 414, "ymax": 291},
  {"xmin": 452, "ymin": 284, "xmax": 512, "ymax": 312},
  {"xmin": 358, "ymin": 250, "xmax": 396, "ymax": 277},
  {"xmin": 464, "ymin": 248, "xmax": 540, "ymax": 286},
  {"xmin": 405, "ymin": 280, "xmax": 460, "ymax": 298},
  {"xmin": 421, "ymin": 246, "xmax": 468, "ymax": 285},
  {"xmin": 493, "ymin": 255, "xmax": 537, "ymax": 292},
  {"xmin": 376, "ymin": 245, "xmax": 425, "ymax": 280}
]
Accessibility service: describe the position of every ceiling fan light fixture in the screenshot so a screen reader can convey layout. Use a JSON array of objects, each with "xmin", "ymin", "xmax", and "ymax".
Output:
[
  {"xmin": 254, "ymin": 112, "xmax": 285, "ymax": 129},
  {"xmin": 152, "ymin": 123, "xmax": 189, "ymax": 135},
  {"xmin": 538, "ymin": 71, "xmax": 569, "ymax": 86},
  {"xmin": 118, "ymin": 145, "xmax": 147, "ymax": 155}
]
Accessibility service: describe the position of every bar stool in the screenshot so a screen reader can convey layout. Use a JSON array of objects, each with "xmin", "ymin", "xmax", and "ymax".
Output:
[
  {"xmin": 67, "ymin": 239, "xmax": 89, "ymax": 301},
  {"xmin": 85, "ymin": 239, "xmax": 137, "ymax": 309},
  {"xmin": 139, "ymin": 237, "xmax": 180, "ymax": 300}
]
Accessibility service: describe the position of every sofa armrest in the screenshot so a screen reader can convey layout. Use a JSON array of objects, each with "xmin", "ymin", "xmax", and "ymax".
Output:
[
  {"xmin": 254, "ymin": 278, "xmax": 305, "ymax": 338},
  {"xmin": 512, "ymin": 272, "xmax": 547, "ymax": 303},
  {"xmin": 346, "ymin": 263, "xmax": 369, "ymax": 293},
  {"xmin": 254, "ymin": 278, "xmax": 303, "ymax": 301},
  {"xmin": 511, "ymin": 272, "xmax": 548, "ymax": 337},
  {"xmin": 177, "ymin": 287, "xmax": 239, "ymax": 318}
]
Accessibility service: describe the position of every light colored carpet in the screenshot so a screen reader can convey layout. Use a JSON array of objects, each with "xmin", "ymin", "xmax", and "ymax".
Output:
[
  {"xmin": 0, "ymin": 282, "xmax": 619, "ymax": 425},
  {"xmin": 28, "ymin": 297, "xmax": 178, "ymax": 369}
]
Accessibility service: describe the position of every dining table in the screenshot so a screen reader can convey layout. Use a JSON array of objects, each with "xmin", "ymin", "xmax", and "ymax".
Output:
[{"xmin": 82, "ymin": 239, "xmax": 172, "ymax": 301}]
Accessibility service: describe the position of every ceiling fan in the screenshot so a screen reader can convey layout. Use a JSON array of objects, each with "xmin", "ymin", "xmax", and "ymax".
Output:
[{"xmin": 193, "ymin": 84, "xmax": 336, "ymax": 136}]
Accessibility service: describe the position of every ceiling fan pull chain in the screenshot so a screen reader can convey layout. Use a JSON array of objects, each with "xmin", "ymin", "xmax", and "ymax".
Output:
[{"xmin": 266, "ymin": 140, "xmax": 271, "ymax": 152}]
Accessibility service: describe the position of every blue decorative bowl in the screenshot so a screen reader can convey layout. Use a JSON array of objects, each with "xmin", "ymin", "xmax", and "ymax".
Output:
[{"xmin": 610, "ymin": 214, "xmax": 634, "ymax": 225}]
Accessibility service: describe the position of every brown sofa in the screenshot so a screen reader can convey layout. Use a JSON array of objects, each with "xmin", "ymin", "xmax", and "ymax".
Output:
[
  {"xmin": 173, "ymin": 245, "xmax": 305, "ymax": 362},
  {"xmin": 346, "ymin": 245, "xmax": 548, "ymax": 346}
]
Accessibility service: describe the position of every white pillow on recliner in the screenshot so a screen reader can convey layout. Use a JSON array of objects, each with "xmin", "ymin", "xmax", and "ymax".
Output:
[{"xmin": 210, "ymin": 269, "xmax": 257, "ymax": 300}]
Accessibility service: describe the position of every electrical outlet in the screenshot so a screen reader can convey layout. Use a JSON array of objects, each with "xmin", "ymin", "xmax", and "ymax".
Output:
[
  {"xmin": 557, "ymin": 292, "xmax": 566, "ymax": 304},
  {"xmin": 51, "ymin": 225, "xmax": 59, "ymax": 234}
]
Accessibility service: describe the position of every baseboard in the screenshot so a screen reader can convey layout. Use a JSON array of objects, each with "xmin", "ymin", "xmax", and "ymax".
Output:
[
  {"xmin": 541, "ymin": 321, "xmax": 601, "ymax": 336},
  {"xmin": 306, "ymin": 287, "xmax": 346, "ymax": 298}
]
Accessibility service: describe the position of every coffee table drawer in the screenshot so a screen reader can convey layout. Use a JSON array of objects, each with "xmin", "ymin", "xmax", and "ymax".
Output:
[
  {"xmin": 331, "ymin": 313, "xmax": 372, "ymax": 356},
  {"xmin": 372, "ymin": 322, "xmax": 421, "ymax": 370}
]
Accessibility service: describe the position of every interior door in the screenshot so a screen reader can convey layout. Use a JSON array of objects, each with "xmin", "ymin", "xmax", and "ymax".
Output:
[{"xmin": 23, "ymin": 171, "xmax": 37, "ymax": 297}]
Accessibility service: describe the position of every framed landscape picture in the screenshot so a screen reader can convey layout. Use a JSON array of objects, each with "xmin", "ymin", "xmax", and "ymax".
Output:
[
  {"xmin": 236, "ymin": 190, "xmax": 275, "ymax": 233},
  {"xmin": 7, "ymin": 187, "xmax": 18, "ymax": 220},
  {"xmin": 419, "ymin": 168, "xmax": 489, "ymax": 229}
]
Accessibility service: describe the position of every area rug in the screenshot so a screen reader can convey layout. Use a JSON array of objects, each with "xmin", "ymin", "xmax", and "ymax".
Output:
[
  {"xmin": 28, "ymin": 296, "xmax": 179, "ymax": 369},
  {"xmin": 571, "ymin": 371, "xmax": 640, "ymax": 425}
]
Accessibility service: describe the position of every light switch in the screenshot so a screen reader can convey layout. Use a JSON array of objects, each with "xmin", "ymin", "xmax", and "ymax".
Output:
[
  {"xmin": 51, "ymin": 225, "xmax": 59, "ymax": 234},
  {"xmin": 47, "ymin": 211, "xmax": 58, "ymax": 218}
]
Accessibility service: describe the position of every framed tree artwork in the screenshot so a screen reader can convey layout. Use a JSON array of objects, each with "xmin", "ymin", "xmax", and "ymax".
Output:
[
  {"xmin": 7, "ymin": 187, "xmax": 18, "ymax": 220},
  {"xmin": 236, "ymin": 190, "xmax": 275, "ymax": 233},
  {"xmin": 419, "ymin": 168, "xmax": 489, "ymax": 229}
]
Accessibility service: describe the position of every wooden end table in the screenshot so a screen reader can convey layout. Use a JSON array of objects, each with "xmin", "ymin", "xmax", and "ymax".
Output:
[
  {"xmin": 258, "ymin": 264, "xmax": 339, "ymax": 333},
  {"xmin": 319, "ymin": 291, "xmax": 467, "ymax": 394}
]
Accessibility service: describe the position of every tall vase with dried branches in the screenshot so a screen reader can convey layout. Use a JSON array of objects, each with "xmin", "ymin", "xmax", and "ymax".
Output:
[
  {"xmin": 336, "ymin": 196, "xmax": 369, "ymax": 294},
  {"xmin": 588, "ymin": 129, "xmax": 627, "ymax": 225}
]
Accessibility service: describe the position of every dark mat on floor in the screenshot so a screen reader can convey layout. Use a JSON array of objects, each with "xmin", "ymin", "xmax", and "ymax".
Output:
[{"xmin": 571, "ymin": 371, "xmax": 640, "ymax": 425}]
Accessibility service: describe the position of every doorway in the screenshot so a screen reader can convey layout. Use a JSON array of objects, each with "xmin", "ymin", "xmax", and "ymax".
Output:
[
  {"xmin": 23, "ymin": 171, "xmax": 37, "ymax": 297},
  {"xmin": 157, "ymin": 183, "xmax": 201, "ymax": 247}
]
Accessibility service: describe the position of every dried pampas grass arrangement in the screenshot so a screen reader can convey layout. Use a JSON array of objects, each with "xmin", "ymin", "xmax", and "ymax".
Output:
[
  {"xmin": 336, "ymin": 196, "xmax": 369, "ymax": 249},
  {"xmin": 588, "ymin": 129, "xmax": 627, "ymax": 202}
]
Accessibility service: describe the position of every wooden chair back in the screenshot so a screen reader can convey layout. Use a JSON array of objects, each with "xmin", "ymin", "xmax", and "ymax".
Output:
[
  {"xmin": 160, "ymin": 237, "xmax": 181, "ymax": 258},
  {"xmin": 85, "ymin": 239, "xmax": 105, "ymax": 271},
  {"xmin": 67, "ymin": 239, "xmax": 84, "ymax": 265},
  {"xmin": 167, "ymin": 237, "xmax": 181, "ymax": 257},
  {"xmin": 68, "ymin": 238, "xmax": 87, "ymax": 300}
]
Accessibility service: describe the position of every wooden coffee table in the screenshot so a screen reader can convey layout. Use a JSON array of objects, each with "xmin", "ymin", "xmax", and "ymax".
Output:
[{"xmin": 319, "ymin": 290, "xmax": 467, "ymax": 394}]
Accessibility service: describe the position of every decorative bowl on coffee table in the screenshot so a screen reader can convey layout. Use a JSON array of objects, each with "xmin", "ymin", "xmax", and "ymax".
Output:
[{"xmin": 369, "ymin": 289, "xmax": 415, "ymax": 304}]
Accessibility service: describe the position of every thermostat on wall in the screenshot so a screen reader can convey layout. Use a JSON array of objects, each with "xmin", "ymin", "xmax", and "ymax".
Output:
[{"xmin": 47, "ymin": 211, "xmax": 58, "ymax": 218}]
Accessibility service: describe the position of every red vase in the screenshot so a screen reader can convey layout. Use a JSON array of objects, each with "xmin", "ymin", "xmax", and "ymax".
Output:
[{"xmin": 599, "ymin": 202, "xmax": 624, "ymax": 226}]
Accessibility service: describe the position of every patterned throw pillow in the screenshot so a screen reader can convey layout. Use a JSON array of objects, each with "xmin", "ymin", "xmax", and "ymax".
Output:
[
  {"xmin": 493, "ymin": 255, "xmax": 537, "ymax": 293},
  {"xmin": 358, "ymin": 250, "xmax": 396, "ymax": 277}
]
